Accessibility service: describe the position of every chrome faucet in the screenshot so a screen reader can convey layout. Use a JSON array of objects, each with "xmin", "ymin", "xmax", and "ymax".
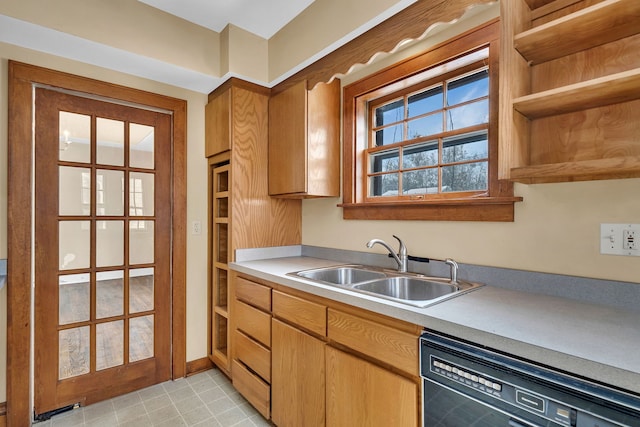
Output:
[
  {"xmin": 366, "ymin": 235, "xmax": 408, "ymax": 272},
  {"xmin": 444, "ymin": 258, "xmax": 458, "ymax": 284}
]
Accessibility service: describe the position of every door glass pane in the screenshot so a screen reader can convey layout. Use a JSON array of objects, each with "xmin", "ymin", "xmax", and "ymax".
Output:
[
  {"xmin": 59, "ymin": 273, "xmax": 90, "ymax": 325},
  {"xmin": 59, "ymin": 111, "xmax": 90, "ymax": 163},
  {"xmin": 129, "ymin": 172, "xmax": 154, "ymax": 216},
  {"xmin": 96, "ymin": 320, "xmax": 124, "ymax": 370},
  {"xmin": 130, "ymin": 315, "xmax": 154, "ymax": 362},
  {"xmin": 130, "ymin": 221, "xmax": 154, "ymax": 265},
  {"xmin": 97, "ymin": 118, "xmax": 124, "ymax": 166},
  {"xmin": 130, "ymin": 123, "xmax": 154, "ymax": 169},
  {"xmin": 96, "ymin": 270, "xmax": 124, "ymax": 319},
  {"xmin": 59, "ymin": 166, "xmax": 91, "ymax": 216},
  {"xmin": 130, "ymin": 268, "xmax": 154, "ymax": 313},
  {"xmin": 96, "ymin": 220, "xmax": 124, "ymax": 267},
  {"xmin": 96, "ymin": 169, "xmax": 124, "ymax": 216},
  {"xmin": 59, "ymin": 221, "xmax": 90, "ymax": 270},
  {"xmin": 59, "ymin": 326, "xmax": 90, "ymax": 379}
]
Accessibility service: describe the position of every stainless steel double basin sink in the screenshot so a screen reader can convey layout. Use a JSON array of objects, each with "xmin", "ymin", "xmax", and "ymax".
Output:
[{"xmin": 289, "ymin": 265, "xmax": 483, "ymax": 308}]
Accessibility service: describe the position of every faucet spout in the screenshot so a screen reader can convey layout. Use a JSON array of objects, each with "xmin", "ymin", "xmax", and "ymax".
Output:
[{"xmin": 366, "ymin": 235, "xmax": 408, "ymax": 272}]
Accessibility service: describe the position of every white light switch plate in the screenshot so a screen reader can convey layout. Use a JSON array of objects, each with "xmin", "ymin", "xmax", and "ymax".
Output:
[{"xmin": 600, "ymin": 224, "xmax": 640, "ymax": 256}]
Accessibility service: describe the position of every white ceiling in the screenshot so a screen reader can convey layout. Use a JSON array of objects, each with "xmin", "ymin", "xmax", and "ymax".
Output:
[{"xmin": 138, "ymin": 0, "xmax": 316, "ymax": 39}]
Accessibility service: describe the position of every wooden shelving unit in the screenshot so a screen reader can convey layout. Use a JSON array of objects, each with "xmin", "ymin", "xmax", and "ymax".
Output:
[
  {"xmin": 205, "ymin": 78, "xmax": 302, "ymax": 378},
  {"xmin": 211, "ymin": 163, "xmax": 230, "ymax": 370},
  {"xmin": 514, "ymin": 0, "xmax": 640, "ymax": 64},
  {"xmin": 500, "ymin": 0, "xmax": 640, "ymax": 184}
]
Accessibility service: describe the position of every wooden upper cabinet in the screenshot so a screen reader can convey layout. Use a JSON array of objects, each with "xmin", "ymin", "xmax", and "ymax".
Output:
[
  {"xmin": 500, "ymin": 0, "xmax": 640, "ymax": 184},
  {"xmin": 269, "ymin": 79, "xmax": 340, "ymax": 198},
  {"xmin": 205, "ymin": 87, "xmax": 231, "ymax": 157}
]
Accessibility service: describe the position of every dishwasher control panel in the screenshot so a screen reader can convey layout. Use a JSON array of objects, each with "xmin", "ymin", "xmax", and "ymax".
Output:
[{"xmin": 429, "ymin": 356, "xmax": 579, "ymax": 426}]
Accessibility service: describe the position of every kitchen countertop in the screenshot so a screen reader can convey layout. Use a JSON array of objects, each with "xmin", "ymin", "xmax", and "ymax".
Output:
[{"xmin": 230, "ymin": 255, "xmax": 640, "ymax": 395}]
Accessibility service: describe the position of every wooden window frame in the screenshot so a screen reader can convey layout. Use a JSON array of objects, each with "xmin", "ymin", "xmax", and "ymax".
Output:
[{"xmin": 341, "ymin": 20, "xmax": 521, "ymax": 221}]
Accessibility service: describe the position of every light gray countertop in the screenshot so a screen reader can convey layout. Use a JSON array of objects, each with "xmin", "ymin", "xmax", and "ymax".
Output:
[{"xmin": 230, "ymin": 255, "xmax": 640, "ymax": 395}]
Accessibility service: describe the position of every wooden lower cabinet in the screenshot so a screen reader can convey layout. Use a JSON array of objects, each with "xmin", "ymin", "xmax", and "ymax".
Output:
[
  {"xmin": 326, "ymin": 346, "xmax": 418, "ymax": 427},
  {"xmin": 271, "ymin": 318, "xmax": 326, "ymax": 427}
]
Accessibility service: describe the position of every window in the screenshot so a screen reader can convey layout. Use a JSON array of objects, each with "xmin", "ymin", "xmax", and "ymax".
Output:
[{"xmin": 341, "ymin": 20, "xmax": 520, "ymax": 221}]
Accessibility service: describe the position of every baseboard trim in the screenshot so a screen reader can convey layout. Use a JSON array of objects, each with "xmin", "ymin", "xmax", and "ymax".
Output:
[
  {"xmin": 0, "ymin": 401, "xmax": 6, "ymax": 427},
  {"xmin": 186, "ymin": 357, "xmax": 214, "ymax": 377}
]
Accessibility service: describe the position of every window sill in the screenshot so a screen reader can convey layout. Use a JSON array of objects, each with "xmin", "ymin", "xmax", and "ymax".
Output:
[{"xmin": 338, "ymin": 197, "xmax": 523, "ymax": 221}]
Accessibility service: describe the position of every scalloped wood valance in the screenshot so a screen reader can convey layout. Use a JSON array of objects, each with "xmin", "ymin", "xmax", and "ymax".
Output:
[{"xmin": 272, "ymin": 0, "xmax": 496, "ymax": 93}]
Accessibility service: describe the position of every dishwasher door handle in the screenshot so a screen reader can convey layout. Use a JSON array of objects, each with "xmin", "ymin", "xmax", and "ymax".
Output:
[{"xmin": 509, "ymin": 419, "xmax": 540, "ymax": 427}]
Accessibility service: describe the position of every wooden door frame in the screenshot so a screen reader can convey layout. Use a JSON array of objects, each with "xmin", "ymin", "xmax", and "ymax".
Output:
[{"xmin": 7, "ymin": 61, "xmax": 187, "ymax": 426}]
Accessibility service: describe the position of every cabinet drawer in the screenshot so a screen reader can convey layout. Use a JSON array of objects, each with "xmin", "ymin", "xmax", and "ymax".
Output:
[
  {"xmin": 236, "ymin": 276, "xmax": 271, "ymax": 312},
  {"xmin": 232, "ymin": 359, "xmax": 270, "ymax": 419},
  {"xmin": 236, "ymin": 300, "xmax": 271, "ymax": 347},
  {"xmin": 327, "ymin": 309, "xmax": 419, "ymax": 376},
  {"xmin": 235, "ymin": 330, "xmax": 271, "ymax": 383},
  {"xmin": 272, "ymin": 290, "xmax": 327, "ymax": 336}
]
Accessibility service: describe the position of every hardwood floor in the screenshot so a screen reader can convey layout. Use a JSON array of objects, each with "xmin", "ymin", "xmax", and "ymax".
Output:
[{"xmin": 58, "ymin": 275, "xmax": 154, "ymax": 378}]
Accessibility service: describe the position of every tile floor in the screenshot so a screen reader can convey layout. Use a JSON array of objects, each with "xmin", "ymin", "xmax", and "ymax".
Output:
[{"xmin": 35, "ymin": 369, "xmax": 270, "ymax": 427}]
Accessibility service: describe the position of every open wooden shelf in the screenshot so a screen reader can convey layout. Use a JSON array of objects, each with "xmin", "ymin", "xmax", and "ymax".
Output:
[
  {"xmin": 514, "ymin": 0, "xmax": 640, "ymax": 64},
  {"xmin": 513, "ymin": 68, "xmax": 640, "ymax": 118},
  {"xmin": 510, "ymin": 156, "xmax": 640, "ymax": 183}
]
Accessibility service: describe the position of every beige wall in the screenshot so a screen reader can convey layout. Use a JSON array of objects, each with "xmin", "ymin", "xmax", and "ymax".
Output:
[
  {"xmin": 301, "ymin": 5, "xmax": 640, "ymax": 285},
  {"xmin": 0, "ymin": 43, "xmax": 210, "ymax": 403}
]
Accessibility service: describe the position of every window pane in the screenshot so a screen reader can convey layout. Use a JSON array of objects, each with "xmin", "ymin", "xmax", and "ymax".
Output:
[
  {"xmin": 96, "ymin": 118, "xmax": 124, "ymax": 166},
  {"xmin": 96, "ymin": 321, "xmax": 124, "ymax": 370},
  {"xmin": 446, "ymin": 99, "xmax": 489, "ymax": 131},
  {"xmin": 129, "ymin": 172, "xmax": 154, "ymax": 216},
  {"xmin": 369, "ymin": 173, "xmax": 398, "ymax": 197},
  {"xmin": 375, "ymin": 99, "xmax": 404, "ymax": 126},
  {"xmin": 403, "ymin": 142, "xmax": 438, "ymax": 168},
  {"xmin": 130, "ymin": 268, "xmax": 154, "ymax": 313},
  {"xmin": 59, "ymin": 111, "xmax": 90, "ymax": 163},
  {"xmin": 443, "ymin": 133, "xmax": 488, "ymax": 163},
  {"xmin": 130, "ymin": 221, "xmax": 154, "ymax": 265},
  {"xmin": 130, "ymin": 315, "xmax": 154, "ymax": 362},
  {"xmin": 59, "ymin": 166, "xmax": 91, "ymax": 216},
  {"xmin": 96, "ymin": 271, "xmax": 124, "ymax": 319},
  {"xmin": 59, "ymin": 274, "xmax": 90, "ymax": 325},
  {"xmin": 96, "ymin": 221, "xmax": 124, "ymax": 268},
  {"xmin": 59, "ymin": 327, "xmax": 90, "ymax": 379},
  {"xmin": 59, "ymin": 221, "xmax": 90, "ymax": 270},
  {"xmin": 408, "ymin": 86, "xmax": 443, "ymax": 118},
  {"xmin": 97, "ymin": 169, "xmax": 124, "ymax": 216},
  {"xmin": 130, "ymin": 123, "xmax": 155, "ymax": 169},
  {"xmin": 407, "ymin": 113, "xmax": 443, "ymax": 139},
  {"xmin": 374, "ymin": 124, "xmax": 403, "ymax": 146},
  {"xmin": 403, "ymin": 169, "xmax": 439, "ymax": 195},
  {"xmin": 442, "ymin": 161, "xmax": 488, "ymax": 192},
  {"xmin": 370, "ymin": 150, "xmax": 399, "ymax": 173},
  {"xmin": 447, "ymin": 70, "xmax": 489, "ymax": 106}
]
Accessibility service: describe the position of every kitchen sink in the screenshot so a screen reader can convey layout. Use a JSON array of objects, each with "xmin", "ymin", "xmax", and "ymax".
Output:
[
  {"xmin": 295, "ymin": 266, "xmax": 386, "ymax": 285},
  {"xmin": 289, "ymin": 265, "xmax": 483, "ymax": 307},
  {"xmin": 353, "ymin": 277, "xmax": 457, "ymax": 301}
]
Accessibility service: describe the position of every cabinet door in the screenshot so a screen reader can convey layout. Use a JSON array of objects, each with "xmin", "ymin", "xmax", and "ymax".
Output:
[
  {"xmin": 326, "ymin": 346, "xmax": 418, "ymax": 427},
  {"xmin": 269, "ymin": 80, "xmax": 307, "ymax": 195},
  {"xmin": 271, "ymin": 318, "xmax": 325, "ymax": 427},
  {"xmin": 205, "ymin": 89, "xmax": 231, "ymax": 157}
]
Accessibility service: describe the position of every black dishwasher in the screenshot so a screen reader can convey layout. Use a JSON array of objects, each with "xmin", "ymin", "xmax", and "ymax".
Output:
[{"xmin": 420, "ymin": 331, "xmax": 640, "ymax": 427}]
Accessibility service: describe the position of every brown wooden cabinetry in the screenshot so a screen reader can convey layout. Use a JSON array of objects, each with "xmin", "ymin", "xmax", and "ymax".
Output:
[
  {"xmin": 500, "ymin": 0, "xmax": 640, "ymax": 183},
  {"xmin": 326, "ymin": 346, "xmax": 418, "ymax": 427},
  {"xmin": 268, "ymin": 79, "xmax": 341, "ymax": 198},
  {"xmin": 205, "ymin": 78, "xmax": 301, "ymax": 376},
  {"xmin": 231, "ymin": 272, "xmax": 422, "ymax": 426}
]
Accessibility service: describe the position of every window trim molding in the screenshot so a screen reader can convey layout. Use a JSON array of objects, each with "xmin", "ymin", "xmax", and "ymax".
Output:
[{"xmin": 340, "ymin": 19, "xmax": 522, "ymax": 221}]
